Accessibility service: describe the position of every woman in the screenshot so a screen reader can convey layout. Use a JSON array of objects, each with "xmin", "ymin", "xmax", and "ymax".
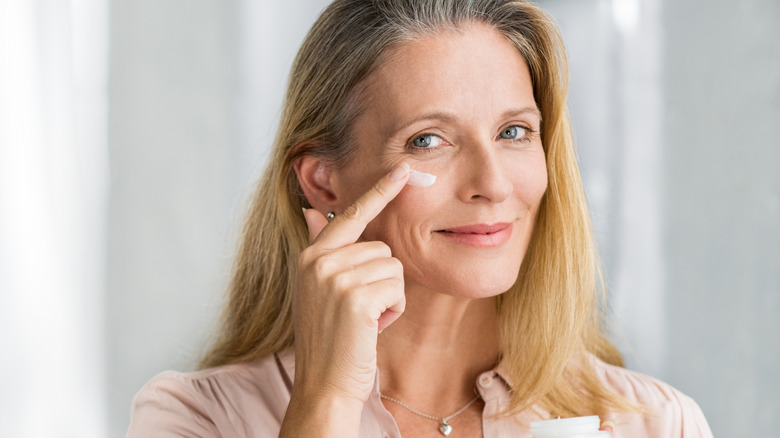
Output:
[{"xmin": 127, "ymin": 0, "xmax": 713, "ymax": 437}]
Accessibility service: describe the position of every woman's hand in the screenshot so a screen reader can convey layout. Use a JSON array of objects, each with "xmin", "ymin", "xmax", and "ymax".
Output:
[{"xmin": 280, "ymin": 163, "xmax": 411, "ymax": 437}]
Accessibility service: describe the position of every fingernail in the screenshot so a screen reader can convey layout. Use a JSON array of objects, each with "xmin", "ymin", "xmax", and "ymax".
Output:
[
  {"xmin": 407, "ymin": 169, "xmax": 436, "ymax": 187},
  {"xmin": 301, "ymin": 207, "xmax": 307, "ymax": 215},
  {"xmin": 601, "ymin": 420, "xmax": 615, "ymax": 430},
  {"xmin": 388, "ymin": 162, "xmax": 410, "ymax": 181}
]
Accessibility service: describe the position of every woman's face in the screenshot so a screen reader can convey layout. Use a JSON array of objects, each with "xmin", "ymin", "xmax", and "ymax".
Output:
[{"xmin": 330, "ymin": 23, "xmax": 548, "ymax": 299}]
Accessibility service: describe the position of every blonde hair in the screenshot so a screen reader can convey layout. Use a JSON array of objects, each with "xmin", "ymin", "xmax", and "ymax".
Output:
[{"xmin": 201, "ymin": 0, "xmax": 632, "ymax": 419}]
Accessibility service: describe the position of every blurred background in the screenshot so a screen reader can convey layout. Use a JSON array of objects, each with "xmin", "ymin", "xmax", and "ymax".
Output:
[{"xmin": 0, "ymin": 0, "xmax": 777, "ymax": 436}]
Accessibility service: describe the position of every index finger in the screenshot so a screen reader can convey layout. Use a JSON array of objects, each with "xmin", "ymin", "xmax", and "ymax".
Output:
[{"xmin": 313, "ymin": 162, "xmax": 411, "ymax": 249}]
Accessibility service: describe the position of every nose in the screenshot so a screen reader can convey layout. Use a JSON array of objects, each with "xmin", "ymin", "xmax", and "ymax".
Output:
[{"xmin": 456, "ymin": 140, "xmax": 513, "ymax": 204}]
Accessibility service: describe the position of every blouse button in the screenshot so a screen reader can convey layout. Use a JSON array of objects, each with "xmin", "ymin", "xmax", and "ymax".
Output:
[{"xmin": 478, "ymin": 372, "xmax": 494, "ymax": 388}]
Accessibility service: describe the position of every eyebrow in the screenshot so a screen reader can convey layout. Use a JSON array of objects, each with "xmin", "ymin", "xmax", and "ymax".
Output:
[
  {"xmin": 503, "ymin": 106, "xmax": 543, "ymax": 121},
  {"xmin": 390, "ymin": 105, "xmax": 543, "ymax": 136}
]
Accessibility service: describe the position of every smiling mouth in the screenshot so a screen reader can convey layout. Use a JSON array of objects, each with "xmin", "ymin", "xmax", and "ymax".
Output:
[
  {"xmin": 433, "ymin": 223, "xmax": 513, "ymax": 248},
  {"xmin": 434, "ymin": 223, "xmax": 511, "ymax": 235}
]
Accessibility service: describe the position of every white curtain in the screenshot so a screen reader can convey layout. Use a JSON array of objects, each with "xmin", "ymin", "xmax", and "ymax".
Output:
[{"xmin": 0, "ymin": 0, "xmax": 107, "ymax": 437}]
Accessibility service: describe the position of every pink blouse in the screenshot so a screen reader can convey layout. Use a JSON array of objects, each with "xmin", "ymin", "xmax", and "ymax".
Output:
[{"xmin": 126, "ymin": 350, "xmax": 713, "ymax": 437}]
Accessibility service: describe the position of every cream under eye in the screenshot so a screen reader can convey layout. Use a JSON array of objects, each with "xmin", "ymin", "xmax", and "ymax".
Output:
[{"xmin": 411, "ymin": 134, "xmax": 444, "ymax": 148}]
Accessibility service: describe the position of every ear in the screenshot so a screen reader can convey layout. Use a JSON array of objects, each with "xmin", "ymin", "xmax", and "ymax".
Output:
[{"xmin": 294, "ymin": 155, "xmax": 339, "ymax": 214}]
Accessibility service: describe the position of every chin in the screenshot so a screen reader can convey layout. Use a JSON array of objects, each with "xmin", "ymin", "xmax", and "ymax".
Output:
[
  {"xmin": 470, "ymin": 279, "xmax": 518, "ymax": 298},
  {"xmin": 434, "ymin": 270, "xmax": 521, "ymax": 299},
  {"xmin": 398, "ymin": 244, "xmax": 525, "ymax": 299}
]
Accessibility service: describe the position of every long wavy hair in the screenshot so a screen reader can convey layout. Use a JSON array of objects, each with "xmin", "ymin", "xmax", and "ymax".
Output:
[{"xmin": 200, "ymin": 0, "xmax": 632, "ymax": 418}]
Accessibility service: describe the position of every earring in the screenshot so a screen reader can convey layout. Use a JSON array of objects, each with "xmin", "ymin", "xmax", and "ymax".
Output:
[{"xmin": 326, "ymin": 212, "xmax": 335, "ymax": 220}]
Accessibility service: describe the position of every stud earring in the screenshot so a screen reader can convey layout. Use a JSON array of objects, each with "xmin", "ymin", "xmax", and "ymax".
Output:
[{"xmin": 326, "ymin": 212, "xmax": 335, "ymax": 220}]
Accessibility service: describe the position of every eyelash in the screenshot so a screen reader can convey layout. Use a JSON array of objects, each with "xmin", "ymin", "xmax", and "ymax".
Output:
[{"xmin": 406, "ymin": 125, "xmax": 537, "ymax": 153}]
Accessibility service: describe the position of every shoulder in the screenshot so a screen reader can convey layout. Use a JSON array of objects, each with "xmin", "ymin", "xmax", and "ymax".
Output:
[
  {"xmin": 126, "ymin": 351, "xmax": 294, "ymax": 438},
  {"xmin": 590, "ymin": 356, "xmax": 713, "ymax": 438},
  {"xmin": 592, "ymin": 356, "xmax": 693, "ymax": 409}
]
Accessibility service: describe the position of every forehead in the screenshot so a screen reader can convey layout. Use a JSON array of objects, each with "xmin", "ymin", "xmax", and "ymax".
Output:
[{"xmin": 355, "ymin": 22, "xmax": 537, "ymax": 137}]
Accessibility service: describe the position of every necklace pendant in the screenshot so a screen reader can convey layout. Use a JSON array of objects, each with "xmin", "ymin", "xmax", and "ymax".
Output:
[{"xmin": 439, "ymin": 420, "xmax": 453, "ymax": 436}]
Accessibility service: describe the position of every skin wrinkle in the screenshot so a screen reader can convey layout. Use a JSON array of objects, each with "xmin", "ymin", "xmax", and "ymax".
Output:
[{"xmin": 394, "ymin": 218, "xmax": 429, "ymax": 286}]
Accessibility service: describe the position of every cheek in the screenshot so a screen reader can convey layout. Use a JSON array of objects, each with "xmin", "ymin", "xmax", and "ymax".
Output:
[
  {"xmin": 513, "ymin": 152, "xmax": 548, "ymax": 207},
  {"xmin": 366, "ymin": 186, "xmax": 437, "ymax": 232},
  {"xmin": 361, "ymin": 182, "xmax": 444, "ymax": 260}
]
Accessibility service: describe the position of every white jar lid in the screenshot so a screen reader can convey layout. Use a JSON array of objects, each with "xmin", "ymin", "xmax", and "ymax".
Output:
[{"xmin": 530, "ymin": 416, "xmax": 612, "ymax": 438}]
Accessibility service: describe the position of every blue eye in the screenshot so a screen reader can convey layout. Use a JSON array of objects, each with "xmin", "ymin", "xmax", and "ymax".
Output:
[
  {"xmin": 411, "ymin": 134, "xmax": 443, "ymax": 148},
  {"xmin": 499, "ymin": 125, "xmax": 528, "ymax": 140}
]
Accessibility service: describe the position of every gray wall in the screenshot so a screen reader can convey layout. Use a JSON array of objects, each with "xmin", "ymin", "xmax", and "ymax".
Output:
[
  {"xmin": 107, "ymin": 0, "xmax": 239, "ymax": 435},
  {"xmin": 662, "ymin": 0, "xmax": 780, "ymax": 434},
  {"xmin": 107, "ymin": 0, "xmax": 780, "ymax": 437}
]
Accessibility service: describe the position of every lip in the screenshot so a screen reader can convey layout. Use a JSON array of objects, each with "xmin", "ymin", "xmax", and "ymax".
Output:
[{"xmin": 434, "ymin": 222, "xmax": 513, "ymax": 248}]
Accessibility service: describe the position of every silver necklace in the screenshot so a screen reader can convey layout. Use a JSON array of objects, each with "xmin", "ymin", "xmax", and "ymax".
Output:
[{"xmin": 379, "ymin": 393, "xmax": 480, "ymax": 436}]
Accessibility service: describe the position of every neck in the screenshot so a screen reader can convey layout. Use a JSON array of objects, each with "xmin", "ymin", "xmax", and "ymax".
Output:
[{"xmin": 376, "ymin": 285, "xmax": 501, "ymax": 411}]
